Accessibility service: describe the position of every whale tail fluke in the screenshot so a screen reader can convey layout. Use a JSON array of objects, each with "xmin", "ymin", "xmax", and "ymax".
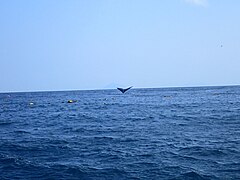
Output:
[{"xmin": 117, "ymin": 86, "xmax": 133, "ymax": 93}]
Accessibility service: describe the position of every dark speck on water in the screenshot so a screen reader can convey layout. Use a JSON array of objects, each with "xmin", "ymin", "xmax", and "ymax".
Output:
[{"xmin": 0, "ymin": 86, "xmax": 240, "ymax": 179}]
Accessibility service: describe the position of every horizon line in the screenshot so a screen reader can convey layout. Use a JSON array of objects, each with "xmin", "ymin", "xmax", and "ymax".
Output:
[{"xmin": 0, "ymin": 84, "xmax": 239, "ymax": 94}]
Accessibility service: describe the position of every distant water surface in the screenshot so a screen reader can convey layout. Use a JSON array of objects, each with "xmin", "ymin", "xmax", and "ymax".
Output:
[{"xmin": 0, "ymin": 86, "xmax": 240, "ymax": 179}]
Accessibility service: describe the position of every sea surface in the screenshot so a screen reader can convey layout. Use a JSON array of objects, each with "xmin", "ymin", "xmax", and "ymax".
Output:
[{"xmin": 0, "ymin": 86, "xmax": 240, "ymax": 179}]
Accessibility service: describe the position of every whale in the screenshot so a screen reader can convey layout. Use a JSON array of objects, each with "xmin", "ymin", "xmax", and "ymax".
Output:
[{"xmin": 117, "ymin": 86, "xmax": 133, "ymax": 94}]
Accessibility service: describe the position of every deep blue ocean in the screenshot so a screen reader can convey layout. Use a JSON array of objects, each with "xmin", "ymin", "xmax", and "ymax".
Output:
[{"xmin": 0, "ymin": 86, "xmax": 240, "ymax": 179}]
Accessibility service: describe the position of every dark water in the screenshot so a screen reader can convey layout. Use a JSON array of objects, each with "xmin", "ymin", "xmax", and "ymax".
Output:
[{"xmin": 0, "ymin": 86, "xmax": 240, "ymax": 179}]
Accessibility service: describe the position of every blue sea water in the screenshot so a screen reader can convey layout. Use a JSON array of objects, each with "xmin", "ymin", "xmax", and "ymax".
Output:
[{"xmin": 0, "ymin": 86, "xmax": 240, "ymax": 179}]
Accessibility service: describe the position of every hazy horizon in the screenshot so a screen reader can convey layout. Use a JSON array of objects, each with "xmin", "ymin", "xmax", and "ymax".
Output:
[{"xmin": 1, "ymin": 84, "xmax": 240, "ymax": 94}]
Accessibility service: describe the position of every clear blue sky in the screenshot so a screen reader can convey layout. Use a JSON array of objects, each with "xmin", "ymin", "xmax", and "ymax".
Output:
[{"xmin": 1, "ymin": 0, "xmax": 240, "ymax": 92}]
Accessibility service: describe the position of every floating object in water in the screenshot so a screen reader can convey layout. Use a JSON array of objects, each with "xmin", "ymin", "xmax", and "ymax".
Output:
[
  {"xmin": 29, "ymin": 102, "xmax": 34, "ymax": 105},
  {"xmin": 68, "ymin": 100, "xmax": 77, "ymax": 103},
  {"xmin": 117, "ymin": 86, "xmax": 133, "ymax": 94}
]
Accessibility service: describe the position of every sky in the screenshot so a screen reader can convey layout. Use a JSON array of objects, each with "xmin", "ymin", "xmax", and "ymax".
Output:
[{"xmin": 0, "ymin": 0, "xmax": 240, "ymax": 92}]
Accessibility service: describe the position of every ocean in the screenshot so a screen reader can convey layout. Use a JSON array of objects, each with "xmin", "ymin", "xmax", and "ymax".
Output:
[{"xmin": 0, "ymin": 86, "xmax": 240, "ymax": 179}]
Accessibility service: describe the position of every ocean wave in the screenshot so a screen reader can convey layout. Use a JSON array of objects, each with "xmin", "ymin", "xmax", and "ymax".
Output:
[
  {"xmin": 0, "ymin": 153, "xmax": 49, "ymax": 179},
  {"xmin": 179, "ymin": 146, "xmax": 227, "ymax": 157},
  {"xmin": 0, "ymin": 121, "xmax": 13, "ymax": 126},
  {"xmin": 13, "ymin": 130, "xmax": 31, "ymax": 134},
  {"xmin": 171, "ymin": 171, "xmax": 214, "ymax": 180}
]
